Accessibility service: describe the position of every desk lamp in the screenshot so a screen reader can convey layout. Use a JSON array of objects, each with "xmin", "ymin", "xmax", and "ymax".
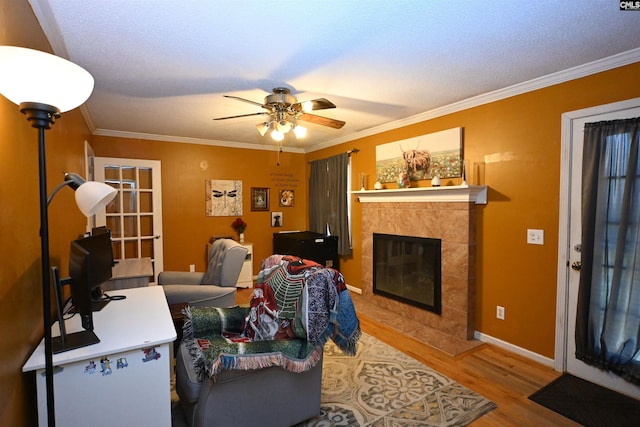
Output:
[{"xmin": 0, "ymin": 46, "xmax": 113, "ymax": 426}]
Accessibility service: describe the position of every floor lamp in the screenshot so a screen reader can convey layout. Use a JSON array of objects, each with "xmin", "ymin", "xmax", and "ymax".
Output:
[{"xmin": 0, "ymin": 46, "xmax": 100, "ymax": 426}]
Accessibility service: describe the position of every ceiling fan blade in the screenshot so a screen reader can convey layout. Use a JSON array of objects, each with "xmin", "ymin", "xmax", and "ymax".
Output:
[
  {"xmin": 297, "ymin": 113, "xmax": 345, "ymax": 129},
  {"xmin": 293, "ymin": 98, "xmax": 336, "ymax": 112},
  {"xmin": 223, "ymin": 94, "xmax": 265, "ymax": 108},
  {"xmin": 213, "ymin": 112, "xmax": 267, "ymax": 120}
]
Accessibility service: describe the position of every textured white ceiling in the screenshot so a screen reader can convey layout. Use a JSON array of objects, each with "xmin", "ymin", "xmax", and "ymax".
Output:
[{"xmin": 28, "ymin": 0, "xmax": 640, "ymax": 152}]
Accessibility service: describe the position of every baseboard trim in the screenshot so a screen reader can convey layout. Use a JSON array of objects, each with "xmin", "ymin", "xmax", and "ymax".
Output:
[
  {"xmin": 474, "ymin": 331, "xmax": 555, "ymax": 368},
  {"xmin": 346, "ymin": 284, "xmax": 362, "ymax": 294}
]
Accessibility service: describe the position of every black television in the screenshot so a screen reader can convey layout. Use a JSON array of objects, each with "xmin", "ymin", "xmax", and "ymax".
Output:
[{"xmin": 51, "ymin": 231, "xmax": 115, "ymax": 353}]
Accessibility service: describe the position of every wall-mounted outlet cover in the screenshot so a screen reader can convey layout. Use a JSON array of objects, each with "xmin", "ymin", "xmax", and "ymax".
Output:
[{"xmin": 527, "ymin": 229, "xmax": 544, "ymax": 245}]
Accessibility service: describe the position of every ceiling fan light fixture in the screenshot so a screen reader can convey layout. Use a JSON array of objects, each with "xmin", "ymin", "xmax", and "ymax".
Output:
[
  {"xmin": 293, "ymin": 124, "xmax": 307, "ymax": 139},
  {"xmin": 302, "ymin": 101, "xmax": 313, "ymax": 112},
  {"xmin": 256, "ymin": 122, "xmax": 270, "ymax": 136},
  {"xmin": 276, "ymin": 120, "xmax": 292, "ymax": 133},
  {"xmin": 216, "ymin": 87, "xmax": 345, "ymax": 140},
  {"xmin": 271, "ymin": 129, "xmax": 284, "ymax": 141}
]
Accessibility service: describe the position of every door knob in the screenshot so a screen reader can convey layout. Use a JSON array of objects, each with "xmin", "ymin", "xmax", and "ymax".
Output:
[{"xmin": 571, "ymin": 261, "xmax": 582, "ymax": 271}]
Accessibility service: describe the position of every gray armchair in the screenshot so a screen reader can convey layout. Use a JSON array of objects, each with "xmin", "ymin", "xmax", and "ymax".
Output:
[
  {"xmin": 158, "ymin": 239, "xmax": 248, "ymax": 308},
  {"xmin": 175, "ymin": 306, "xmax": 323, "ymax": 427}
]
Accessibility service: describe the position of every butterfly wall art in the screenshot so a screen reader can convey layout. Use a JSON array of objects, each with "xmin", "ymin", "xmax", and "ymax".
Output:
[{"xmin": 205, "ymin": 179, "xmax": 243, "ymax": 216}]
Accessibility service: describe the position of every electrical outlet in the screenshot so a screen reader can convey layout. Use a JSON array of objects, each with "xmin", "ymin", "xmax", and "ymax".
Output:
[
  {"xmin": 527, "ymin": 229, "xmax": 544, "ymax": 245},
  {"xmin": 189, "ymin": 264, "xmax": 196, "ymax": 272},
  {"xmin": 496, "ymin": 305, "xmax": 505, "ymax": 320}
]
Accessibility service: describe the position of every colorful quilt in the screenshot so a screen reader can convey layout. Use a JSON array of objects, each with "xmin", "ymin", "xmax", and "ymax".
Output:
[
  {"xmin": 247, "ymin": 255, "xmax": 360, "ymax": 354},
  {"xmin": 182, "ymin": 255, "xmax": 360, "ymax": 380},
  {"xmin": 183, "ymin": 306, "xmax": 322, "ymax": 381}
]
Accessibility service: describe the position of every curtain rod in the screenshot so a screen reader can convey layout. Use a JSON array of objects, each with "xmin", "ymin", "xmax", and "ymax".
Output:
[{"xmin": 308, "ymin": 148, "xmax": 359, "ymax": 163}]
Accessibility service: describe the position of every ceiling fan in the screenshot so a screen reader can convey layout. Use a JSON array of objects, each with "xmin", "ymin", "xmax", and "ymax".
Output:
[{"xmin": 213, "ymin": 87, "xmax": 346, "ymax": 141}]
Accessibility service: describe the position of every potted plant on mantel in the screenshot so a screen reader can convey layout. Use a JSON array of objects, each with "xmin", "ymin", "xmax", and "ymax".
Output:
[{"xmin": 231, "ymin": 218, "xmax": 247, "ymax": 243}]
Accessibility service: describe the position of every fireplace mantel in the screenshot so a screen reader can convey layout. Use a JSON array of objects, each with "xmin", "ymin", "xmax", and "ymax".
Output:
[{"xmin": 352, "ymin": 184, "xmax": 488, "ymax": 204}]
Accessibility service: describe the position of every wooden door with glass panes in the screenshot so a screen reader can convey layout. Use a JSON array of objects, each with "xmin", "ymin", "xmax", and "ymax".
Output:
[{"xmin": 93, "ymin": 158, "xmax": 163, "ymax": 284}]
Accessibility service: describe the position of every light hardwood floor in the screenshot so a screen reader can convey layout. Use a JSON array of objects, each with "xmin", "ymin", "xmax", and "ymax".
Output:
[{"xmin": 236, "ymin": 288, "xmax": 579, "ymax": 426}]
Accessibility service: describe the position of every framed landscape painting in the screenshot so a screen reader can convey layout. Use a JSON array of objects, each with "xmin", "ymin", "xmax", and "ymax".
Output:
[{"xmin": 375, "ymin": 127, "xmax": 462, "ymax": 183}]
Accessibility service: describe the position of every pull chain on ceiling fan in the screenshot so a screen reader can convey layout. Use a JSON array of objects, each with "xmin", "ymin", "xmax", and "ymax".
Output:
[{"xmin": 213, "ymin": 87, "xmax": 345, "ymax": 141}]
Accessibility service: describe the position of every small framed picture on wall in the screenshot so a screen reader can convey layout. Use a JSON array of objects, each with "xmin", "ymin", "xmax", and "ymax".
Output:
[
  {"xmin": 279, "ymin": 189, "xmax": 295, "ymax": 207},
  {"xmin": 271, "ymin": 211, "xmax": 283, "ymax": 227},
  {"xmin": 251, "ymin": 187, "xmax": 269, "ymax": 211}
]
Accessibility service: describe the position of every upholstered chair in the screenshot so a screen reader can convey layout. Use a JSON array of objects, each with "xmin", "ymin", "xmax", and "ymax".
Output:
[{"xmin": 158, "ymin": 239, "xmax": 248, "ymax": 308}]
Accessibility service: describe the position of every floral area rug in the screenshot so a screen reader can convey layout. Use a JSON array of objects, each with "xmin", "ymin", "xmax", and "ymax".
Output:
[
  {"xmin": 296, "ymin": 333, "xmax": 495, "ymax": 426},
  {"xmin": 171, "ymin": 333, "xmax": 496, "ymax": 427}
]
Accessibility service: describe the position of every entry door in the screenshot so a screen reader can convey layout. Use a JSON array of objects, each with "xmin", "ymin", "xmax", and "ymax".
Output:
[
  {"xmin": 93, "ymin": 158, "xmax": 164, "ymax": 284},
  {"xmin": 558, "ymin": 99, "xmax": 640, "ymax": 398}
]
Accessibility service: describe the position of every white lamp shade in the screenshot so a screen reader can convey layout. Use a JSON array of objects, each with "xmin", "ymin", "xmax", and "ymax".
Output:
[
  {"xmin": 271, "ymin": 129, "xmax": 285, "ymax": 141},
  {"xmin": 74, "ymin": 182, "xmax": 117, "ymax": 217},
  {"xmin": 0, "ymin": 46, "xmax": 94, "ymax": 112}
]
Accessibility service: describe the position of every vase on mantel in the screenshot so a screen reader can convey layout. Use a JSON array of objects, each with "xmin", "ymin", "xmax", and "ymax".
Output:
[
  {"xmin": 239, "ymin": 232, "xmax": 245, "ymax": 243},
  {"xmin": 397, "ymin": 172, "xmax": 410, "ymax": 188}
]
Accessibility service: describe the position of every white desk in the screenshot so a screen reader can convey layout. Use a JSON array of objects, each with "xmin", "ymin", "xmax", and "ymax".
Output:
[{"xmin": 23, "ymin": 286, "xmax": 176, "ymax": 427}]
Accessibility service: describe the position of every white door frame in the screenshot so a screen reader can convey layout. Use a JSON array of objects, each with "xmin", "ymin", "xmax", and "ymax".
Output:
[
  {"xmin": 93, "ymin": 157, "xmax": 164, "ymax": 283},
  {"xmin": 555, "ymin": 97, "xmax": 640, "ymax": 372}
]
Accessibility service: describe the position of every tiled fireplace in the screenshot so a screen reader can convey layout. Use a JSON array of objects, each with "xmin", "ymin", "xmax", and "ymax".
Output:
[{"xmin": 354, "ymin": 186, "xmax": 487, "ymax": 355}]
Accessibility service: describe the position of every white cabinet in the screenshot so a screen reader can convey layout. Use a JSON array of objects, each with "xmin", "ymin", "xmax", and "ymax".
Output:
[
  {"xmin": 22, "ymin": 287, "xmax": 176, "ymax": 427},
  {"xmin": 236, "ymin": 243, "xmax": 253, "ymax": 288}
]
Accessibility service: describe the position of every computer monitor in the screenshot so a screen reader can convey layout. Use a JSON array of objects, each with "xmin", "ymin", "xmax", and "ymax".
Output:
[
  {"xmin": 51, "ymin": 231, "xmax": 115, "ymax": 353},
  {"xmin": 72, "ymin": 231, "xmax": 115, "ymax": 311}
]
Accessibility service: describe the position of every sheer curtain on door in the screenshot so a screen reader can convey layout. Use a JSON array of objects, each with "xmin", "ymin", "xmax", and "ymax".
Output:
[{"xmin": 576, "ymin": 117, "xmax": 640, "ymax": 384}]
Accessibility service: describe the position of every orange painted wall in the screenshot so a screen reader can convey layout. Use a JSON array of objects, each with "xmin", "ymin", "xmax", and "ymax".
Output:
[
  {"xmin": 90, "ymin": 136, "xmax": 308, "ymax": 273},
  {"xmin": 0, "ymin": 1, "xmax": 94, "ymax": 425},
  {"xmin": 309, "ymin": 62, "xmax": 640, "ymax": 359}
]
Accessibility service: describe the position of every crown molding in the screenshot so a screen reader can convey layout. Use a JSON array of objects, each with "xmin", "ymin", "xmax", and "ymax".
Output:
[
  {"xmin": 89, "ymin": 49, "xmax": 639, "ymax": 154},
  {"xmin": 91, "ymin": 129, "xmax": 305, "ymax": 153},
  {"xmin": 308, "ymin": 48, "xmax": 640, "ymax": 153}
]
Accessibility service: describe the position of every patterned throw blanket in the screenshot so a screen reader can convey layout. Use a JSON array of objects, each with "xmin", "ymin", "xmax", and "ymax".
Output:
[{"xmin": 182, "ymin": 255, "xmax": 360, "ymax": 381}]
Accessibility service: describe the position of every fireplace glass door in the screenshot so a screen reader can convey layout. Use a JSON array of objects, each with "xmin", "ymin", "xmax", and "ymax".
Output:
[{"xmin": 373, "ymin": 233, "xmax": 441, "ymax": 314}]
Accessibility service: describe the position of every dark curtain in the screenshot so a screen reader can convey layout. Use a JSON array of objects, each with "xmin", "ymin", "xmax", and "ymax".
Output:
[
  {"xmin": 309, "ymin": 153, "xmax": 352, "ymax": 256},
  {"xmin": 576, "ymin": 117, "xmax": 640, "ymax": 384}
]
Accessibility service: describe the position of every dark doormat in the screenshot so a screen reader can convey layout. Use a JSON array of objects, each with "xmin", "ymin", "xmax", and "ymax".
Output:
[{"xmin": 529, "ymin": 374, "xmax": 640, "ymax": 427}]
